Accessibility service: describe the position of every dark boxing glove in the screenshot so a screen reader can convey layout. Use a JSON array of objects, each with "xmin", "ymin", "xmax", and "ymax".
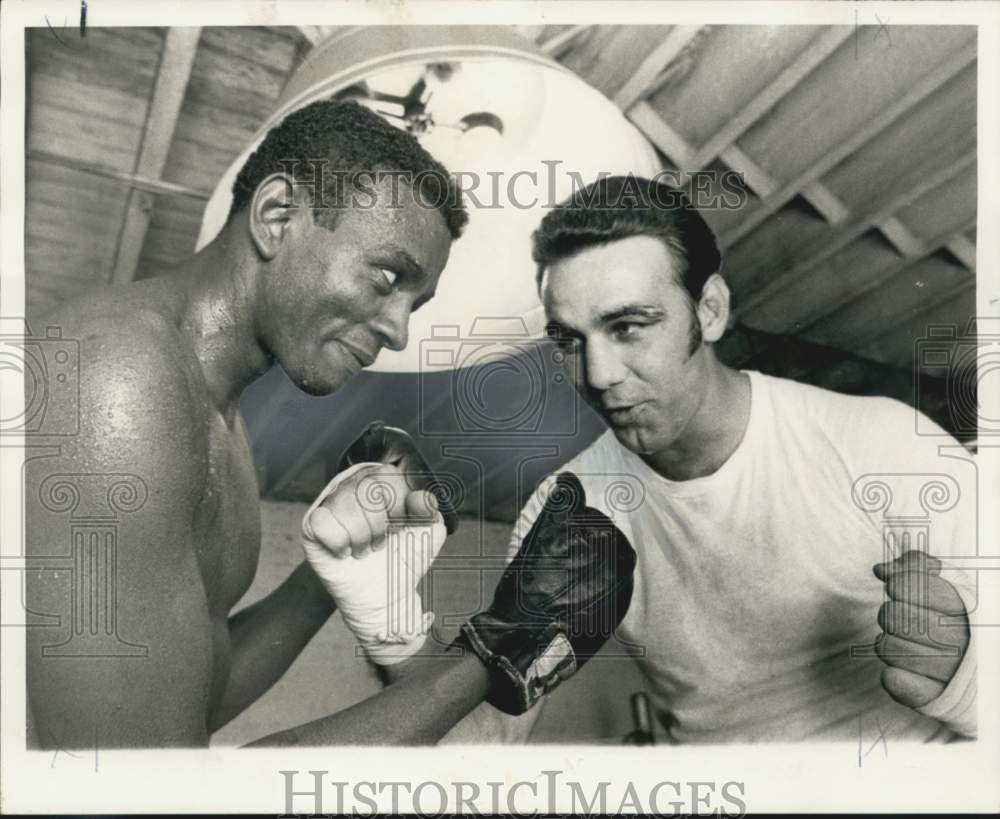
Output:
[
  {"xmin": 457, "ymin": 471, "xmax": 636, "ymax": 715},
  {"xmin": 338, "ymin": 421, "xmax": 459, "ymax": 534}
]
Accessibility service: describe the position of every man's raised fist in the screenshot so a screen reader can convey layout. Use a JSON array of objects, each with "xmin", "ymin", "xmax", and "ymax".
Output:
[
  {"xmin": 874, "ymin": 550, "xmax": 970, "ymax": 708},
  {"xmin": 338, "ymin": 420, "xmax": 458, "ymax": 534},
  {"xmin": 458, "ymin": 472, "xmax": 637, "ymax": 714}
]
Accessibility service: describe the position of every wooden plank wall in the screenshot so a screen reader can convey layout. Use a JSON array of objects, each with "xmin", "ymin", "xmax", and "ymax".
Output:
[
  {"xmin": 26, "ymin": 27, "xmax": 163, "ymax": 317},
  {"xmin": 23, "ymin": 25, "xmax": 303, "ymax": 317}
]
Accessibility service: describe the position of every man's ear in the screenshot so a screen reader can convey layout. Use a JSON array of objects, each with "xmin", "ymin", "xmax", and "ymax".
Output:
[
  {"xmin": 249, "ymin": 173, "xmax": 308, "ymax": 261},
  {"xmin": 696, "ymin": 273, "xmax": 731, "ymax": 343}
]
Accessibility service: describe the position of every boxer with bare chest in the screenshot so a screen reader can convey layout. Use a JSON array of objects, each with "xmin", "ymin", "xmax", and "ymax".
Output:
[
  {"xmin": 26, "ymin": 100, "xmax": 464, "ymax": 747},
  {"xmin": 25, "ymin": 101, "xmax": 638, "ymax": 748}
]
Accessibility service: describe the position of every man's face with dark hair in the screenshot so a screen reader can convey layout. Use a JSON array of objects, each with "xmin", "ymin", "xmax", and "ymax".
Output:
[
  {"xmin": 259, "ymin": 179, "xmax": 451, "ymax": 394},
  {"xmin": 541, "ymin": 235, "xmax": 709, "ymax": 456}
]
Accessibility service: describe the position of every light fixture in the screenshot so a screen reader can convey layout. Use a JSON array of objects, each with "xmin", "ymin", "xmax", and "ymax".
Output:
[{"xmin": 198, "ymin": 26, "xmax": 659, "ymax": 373}]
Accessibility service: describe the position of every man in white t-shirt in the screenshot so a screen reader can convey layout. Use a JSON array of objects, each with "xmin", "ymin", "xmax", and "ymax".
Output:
[{"xmin": 446, "ymin": 175, "xmax": 976, "ymax": 744}]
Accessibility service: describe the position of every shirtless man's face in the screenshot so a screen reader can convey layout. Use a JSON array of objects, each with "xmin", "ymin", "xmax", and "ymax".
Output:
[
  {"xmin": 258, "ymin": 180, "xmax": 453, "ymax": 394},
  {"xmin": 541, "ymin": 235, "xmax": 710, "ymax": 456}
]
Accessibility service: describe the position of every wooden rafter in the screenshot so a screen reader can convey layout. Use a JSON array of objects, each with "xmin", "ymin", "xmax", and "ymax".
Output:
[
  {"xmin": 945, "ymin": 235, "xmax": 977, "ymax": 271},
  {"xmin": 691, "ymin": 26, "xmax": 853, "ymax": 168},
  {"xmin": 627, "ymin": 101, "xmax": 850, "ymax": 225},
  {"xmin": 626, "ymin": 101, "xmax": 696, "ymax": 164},
  {"xmin": 877, "ymin": 217, "xmax": 926, "ymax": 258},
  {"xmin": 726, "ymin": 216, "xmax": 977, "ymax": 372},
  {"xmin": 110, "ymin": 27, "xmax": 201, "ymax": 285},
  {"xmin": 297, "ymin": 26, "xmax": 338, "ymax": 47},
  {"xmin": 720, "ymin": 44, "xmax": 977, "ymax": 247},
  {"xmin": 612, "ymin": 26, "xmax": 704, "ymax": 111},
  {"xmin": 856, "ymin": 280, "xmax": 975, "ymax": 363},
  {"xmin": 29, "ymin": 149, "xmax": 210, "ymax": 201},
  {"xmin": 622, "ymin": 36, "xmax": 977, "ymax": 285},
  {"xmin": 830, "ymin": 278, "xmax": 975, "ymax": 354},
  {"xmin": 726, "ymin": 212, "xmax": 975, "ymax": 369},
  {"xmin": 734, "ymin": 151, "xmax": 976, "ymax": 319},
  {"xmin": 794, "ymin": 218, "xmax": 977, "ymax": 338},
  {"xmin": 539, "ymin": 25, "xmax": 592, "ymax": 57}
]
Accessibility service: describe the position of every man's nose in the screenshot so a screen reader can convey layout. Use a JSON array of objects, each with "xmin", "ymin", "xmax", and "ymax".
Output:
[
  {"xmin": 372, "ymin": 298, "xmax": 410, "ymax": 352},
  {"xmin": 584, "ymin": 340, "xmax": 626, "ymax": 392}
]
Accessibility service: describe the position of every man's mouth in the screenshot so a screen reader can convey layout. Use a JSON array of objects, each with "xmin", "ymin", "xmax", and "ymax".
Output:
[
  {"xmin": 604, "ymin": 402, "xmax": 646, "ymax": 425},
  {"xmin": 340, "ymin": 341, "xmax": 377, "ymax": 368}
]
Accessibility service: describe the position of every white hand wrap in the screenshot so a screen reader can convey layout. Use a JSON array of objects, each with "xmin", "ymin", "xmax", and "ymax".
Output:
[{"xmin": 302, "ymin": 462, "xmax": 447, "ymax": 665}]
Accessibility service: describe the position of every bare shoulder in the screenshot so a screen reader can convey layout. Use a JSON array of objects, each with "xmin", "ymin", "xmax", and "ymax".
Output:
[{"xmin": 34, "ymin": 283, "xmax": 211, "ymax": 506}]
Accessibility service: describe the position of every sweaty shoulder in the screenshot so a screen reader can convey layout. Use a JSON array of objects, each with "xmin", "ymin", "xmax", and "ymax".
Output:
[{"xmin": 41, "ymin": 288, "xmax": 210, "ymax": 504}]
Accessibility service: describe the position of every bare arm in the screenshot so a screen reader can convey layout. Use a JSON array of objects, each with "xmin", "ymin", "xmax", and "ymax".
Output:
[
  {"xmin": 207, "ymin": 561, "xmax": 336, "ymax": 733},
  {"xmin": 246, "ymin": 650, "xmax": 490, "ymax": 746},
  {"xmin": 26, "ymin": 322, "xmax": 216, "ymax": 748},
  {"xmin": 377, "ymin": 642, "xmax": 546, "ymax": 744}
]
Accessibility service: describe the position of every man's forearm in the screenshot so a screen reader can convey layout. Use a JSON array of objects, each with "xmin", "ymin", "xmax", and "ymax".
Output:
[
  {"xmin": 245, "ymin": 652, "xmax": 490, "ymax": 746},
  {"xmin": 209, "ymin": 561, "xmax": 336, "ymax": 733}
]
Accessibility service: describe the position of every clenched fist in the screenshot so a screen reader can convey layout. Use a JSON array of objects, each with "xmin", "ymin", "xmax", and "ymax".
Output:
[
  {"xmin": 302, "ymin": 462, "xmax": 446, "ymax": 664},
  {"xmin": 458, "ymin": 472, "xmax": 636, "ymax": 715},
  {"xmin": 874, "ymin": 550, "xmax": 969, "ymax": 708}
]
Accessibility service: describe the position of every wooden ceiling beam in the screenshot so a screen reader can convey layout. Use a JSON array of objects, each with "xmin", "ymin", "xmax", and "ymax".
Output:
[
  {"xmin": 787, "ymin": 217, "xmax": 976, "ymax": 337},
  {"xmin": 855, "ymin": 280, "xmax": 975, "ymax": 363},
  {"xmin": 110, "ymin": 27, "xmax": 201, "ymax": 285},
  {"xmin": 721, "ymin": 44, "xmax": 977, "ymax": 247},
  {"xmin": 728, "ymin": 217, "xmax": 975, "ymax": 367},
  {"xmin": 29, "ymin": 149, "xmax": 210, "ymax": 200},
  {"xmin": 691, "ymin": 26, "xmax": 853, "ymax": 169},
  {"xmin": 628, "ymin": 101, "xmax": 850, "ymax": 224},
  {"xmin": 627, "ymin": 101, "xmax": 697, "ymax": 165},
  {"xmin": 624, "ymin": 40, "xmax": 976, "ymax": 264},
  {"xmin": 833, "ymin": 277, "xmax": 975, "ymax": 354},
  {"xmin": 613, "ymin": 26, "xmax": 704, "ymax": 111},
  {"xmin": 297, "ymin": 26, "xmax": 338, "ymax": 47},
  {"xmin": 540, "ymin": 25, "xmax": 592, "ymax": 58},
  {"xmin": 944, "ymin": 234, "xmax": 977, "ymax": 272},
  {"xmin": 734, "ymin": 150, "xmax": 976, "ymax": 320},
  {"xmin": 876, "ymin": 216, "xmax": 926, "ymax": 258}
]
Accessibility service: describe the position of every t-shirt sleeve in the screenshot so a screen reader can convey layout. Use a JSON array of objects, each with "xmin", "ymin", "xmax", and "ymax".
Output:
[{"xmin": 836, "ymin": 397, "xmax": 978, "ymax": 737}]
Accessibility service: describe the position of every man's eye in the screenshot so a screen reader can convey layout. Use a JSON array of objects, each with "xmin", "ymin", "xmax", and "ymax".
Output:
[
  {"xmin": 379, "ymin": 268, "xmax": 398, "ymax": 287},
  {"xmin": 613, "ymin": 322, "xmax": 640, "ymax": 340}
]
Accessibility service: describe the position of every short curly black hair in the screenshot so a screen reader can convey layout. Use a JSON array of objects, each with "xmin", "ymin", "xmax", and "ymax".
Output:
[
  {"xmin": 228, "ymin": 100, "xmax": 467, "ymax": 239},
  {"xmin": 532, "ymin": 175, "xmax": 721, "ymax": 301}
]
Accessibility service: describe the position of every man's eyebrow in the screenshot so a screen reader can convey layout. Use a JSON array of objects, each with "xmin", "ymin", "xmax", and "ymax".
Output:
[
  {"xmin": 598, "ymin": 304, "xmax": 666, "ymax": 323},
  {"xmin": 379, "ymin": 245, "xmax": 427, "ymax": 281}
]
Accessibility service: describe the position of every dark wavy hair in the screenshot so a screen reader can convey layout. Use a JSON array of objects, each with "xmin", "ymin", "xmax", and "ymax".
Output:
[
  {"xmin": 531, "ymin": 175, "xmax": 722, "ymax": 300},
  {"xmin": 228, "ymin": 100, "xmax": 467, "ymax": 239}
]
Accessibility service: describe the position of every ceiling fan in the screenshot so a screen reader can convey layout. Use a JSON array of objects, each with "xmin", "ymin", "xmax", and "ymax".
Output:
[{"xmin": 334, "ymin": 64, "xmax": 505, "ymax": 139}]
